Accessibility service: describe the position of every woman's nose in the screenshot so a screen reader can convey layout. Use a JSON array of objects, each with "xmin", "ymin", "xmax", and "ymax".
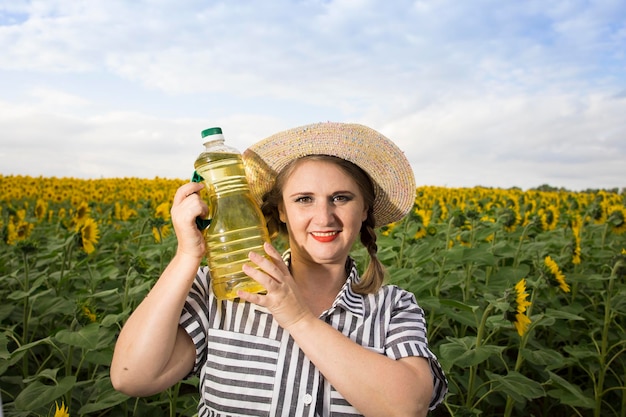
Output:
[{"xmin": 313, "ymin": 201, "xmax": 336, "ymax": 224}]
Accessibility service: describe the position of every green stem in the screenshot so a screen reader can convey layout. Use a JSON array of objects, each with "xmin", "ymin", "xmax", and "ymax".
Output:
[
  {"xmin": 503, "ymin": 289, "xmax": 536, "ymax": 417},
  {"xmin": 395, "ymin": 218, "xmax": 410, "ymax": 268},
  {"xmin": 513, "ymin": 223, "xmax": 531, "ymax": 268},
  {"xmin": 66, "ymin": 327, "xmax": 76, "ymax": 378},
  {"xmin": 436, "ymin": 218, "xmax": 455, "ymax": 289},
  {"xmin": 21, "ymin": 251, "xmax": 30, "ymax": 376},
  {"xmin": 600, "ymin": 223, "xmax": 609, "ymax": 247},
  {"xmin": 594, "ymin": 262, "xmax": 617, "ymax": 417},
  {"xmin": 133, "ymin": 397, "xmax": 140, "ymax": 416},
  {"xmin": 466, "ymin": 303, "xmax": 494, "ymax": 409},
  {"xmin": 58, "ymin": 237, "xmax": 75, "ymax": 292},
  {"xmin": 122, "ymin": 266, "xmax": 135, "ymax": 312},
  {"xmin": 137, "ymin": 218, "xmax": 152, "ymax": 247},
  {"xmin": 429, "ymin": 219, "xmax": 454, "ymax": 338},
  {"xmin": 21, "ymin": 251, "xmax": 30, "ymax": 339},
  {"xmin": 463, "ymin": 262, "xmax": 473, "ymax": 303},
  {"xmin": 570, "ymin": 263, "xmax": 579, "ymax": 306},
  {"xmin": 621, "ymin": 378, "xmax": 626, "ymax": 417},
  {"xmin": 169, "ymin": 382, "xmax": 181, "ymax": 417}
]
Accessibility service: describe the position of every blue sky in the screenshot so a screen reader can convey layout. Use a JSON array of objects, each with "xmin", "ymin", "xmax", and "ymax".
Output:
[{"xmin": 0, "ymin": 0, "xmax": 625, "ymax": 190}]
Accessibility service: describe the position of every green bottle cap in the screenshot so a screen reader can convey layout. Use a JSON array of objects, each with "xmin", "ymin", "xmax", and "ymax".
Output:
[{"xmin": 201, "ymin": 127, "xmax": 223, "ymax": 138}]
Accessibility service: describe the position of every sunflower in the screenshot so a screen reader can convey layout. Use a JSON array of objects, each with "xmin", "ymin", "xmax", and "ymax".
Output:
[
  {"xmin": 498, "ymin": 206, "xmax": 520, "ymax": 232},
  {"xmin": 514, "ymin": 312, "xmax": 531, "ymax": 337},
  {"xmin": 571, "ymin": 217, "xmax": 582, "ymax": 265},
  {"xmin": 572, "ymin": 241, "xmax": 582, "ymax": 265},
  {"xmin": 15, "ymin": 220, "xmax": 34, "ymax": 241},
  {"xmin": 508, "ymin": 278, "xmax": 532, "ymax": 337},
  {"xmin": 514, "ymin": 279, "xmax": 532, "ymax": 314},
  {"xmin": 114, "ymin": 202, "xmax": 137, "ymax": 221},
  {"xmin": 539, "ymin": 205, "xmax": 559, "ymax": 231},
  {"xmin": 76, "ymin": 217, "xmax": 99, "ymax": 254},
  {"xmin": 411, "ymin": 208, "xmax": 431, "ymax": 240},
  {"xmin": 152, "ymin": 202, "xmax": 172, "ymax": 243},
  {"xmin": 457, "ymin": 230, "xmax": 472, "ymax": 247},
  {"xmin": 544, "ymin": 256, "xmax": 570, "ymax": 293},
  {"xmin": 588, "ymin": 202, "xmax": 606, "ymax": 224},
  {"xmin": 154, "ymin": 201, "xmax": 170, "ymax": 220},
  {"xmin": 15, "ymin": 208, "xmax": 27, "ymax": 221},
  {"xmin": 380, "ymin": 221, "xmax": 398, "ymax": 237},
  {"xmin": 53, "ymin": 401, "xmax": 70, "ymax": 417},
  {"xmin": 35, "ymin": 198, "xmax": 48, "ymax": 220},
  {"xmin": 607, "ymin": 206, "xmax": 626, "ymax": 234},
  {"xmin": 6, "ymin": 217, "xmax": 34, "ymax": 245},
  {"xmin": 74, "ymin": 201, "xmax": 90, "ymax": 224},
  {"xmin": 82, "ymin": 305, "xmax": 97, "ymax": 323}
]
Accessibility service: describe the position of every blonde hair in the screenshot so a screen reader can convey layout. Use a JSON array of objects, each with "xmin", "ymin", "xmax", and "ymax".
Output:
[{"xmin": 260, "ymin": 155, "xmax": 386, "ymax": 294}]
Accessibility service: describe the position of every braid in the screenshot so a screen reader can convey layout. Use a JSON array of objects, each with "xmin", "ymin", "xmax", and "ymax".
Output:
[
  {"xmin": 353, "ymin": 209, "xmax": 386, "ymax": 294},
  {"xmin": 261, "ymin": 191, "xmax": 285, "ymax": 240}
]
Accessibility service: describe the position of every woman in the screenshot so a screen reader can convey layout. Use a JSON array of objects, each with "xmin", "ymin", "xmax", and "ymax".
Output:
[{"xmin": 111, "ymin": 122, "xmax": 447, "ymax": 416}]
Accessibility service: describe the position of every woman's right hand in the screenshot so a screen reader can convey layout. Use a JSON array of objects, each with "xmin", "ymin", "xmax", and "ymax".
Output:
[{"xmin": 171, "ymin": 182, "xmax": 208, "ymax": 259}]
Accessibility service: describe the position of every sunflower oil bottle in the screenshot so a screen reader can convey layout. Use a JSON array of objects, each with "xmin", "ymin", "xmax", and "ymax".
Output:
[{"xmin": 193, "ymin": 127, "xmax": 269, "ymax": 300}]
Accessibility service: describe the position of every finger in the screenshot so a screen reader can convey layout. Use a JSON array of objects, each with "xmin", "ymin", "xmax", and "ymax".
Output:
[
  {"xmin": 242, "ymin": 263, "xmax": 277, "ymax": 289},
  {"xmin": 237, "ymin": 289, "xmax": 268, "ymax": 306},
  {"xmin": 263, "ymin": 242, "xmax": 282, "ymax": 258},
  {"xmin": 173, "ymin": 182, "xmax": 205, "ymax": 205},
  {"xmin": 263, "ymin": 243, "xmax": 290, "ymax": 275},
  {"xmin": 247, "ymin": 251, "xmax": 286, "ymax": 283}
]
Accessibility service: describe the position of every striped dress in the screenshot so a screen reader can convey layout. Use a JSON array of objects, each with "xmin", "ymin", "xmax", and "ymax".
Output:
[{"xmin": 180, "ymin": 256, "xmax": 447, "ymax": 417}]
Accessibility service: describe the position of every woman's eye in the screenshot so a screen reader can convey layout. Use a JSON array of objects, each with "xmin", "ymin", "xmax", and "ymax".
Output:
[
  {"xmin": 332, "ymin": 195, "xmax": 351, "ymax": 203},
  {"xmin": 295, "ymin": 196, "xmax": 312, "ymax": 203}
]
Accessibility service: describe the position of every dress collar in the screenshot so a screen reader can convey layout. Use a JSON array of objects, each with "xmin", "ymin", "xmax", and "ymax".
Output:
[{"xmin": 283, "ymin": 250, "xmax": 365, "ymax": 318}]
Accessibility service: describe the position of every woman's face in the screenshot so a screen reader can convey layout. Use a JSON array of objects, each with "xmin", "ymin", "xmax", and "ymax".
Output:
[{"xmin": 279, "ymin": 159, "xmax": 368, "ymax": 267}]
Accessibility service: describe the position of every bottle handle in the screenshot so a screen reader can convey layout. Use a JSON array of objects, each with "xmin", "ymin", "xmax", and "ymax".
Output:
[{"xmin": 191, "ymin": 171, "xmax": 212, "ymax": 230}]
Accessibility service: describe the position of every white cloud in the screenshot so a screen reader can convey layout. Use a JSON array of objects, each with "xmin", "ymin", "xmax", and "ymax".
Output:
[
  {"xmin": 383, "ymin": 91, "xmax": 626, "ymax": 190},
  {"xmin": 0, "ymin": 0, "xmax": 624, "ymax": 190}
]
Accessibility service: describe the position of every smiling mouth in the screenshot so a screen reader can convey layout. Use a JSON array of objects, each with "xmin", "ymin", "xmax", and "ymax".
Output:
[
  {"xmin": 312, "ymin": 231, "xmax": 338, "ymax": 236},
  {"xmin": 311, "ymin": 231, "xmax": 340, "ymax": 242}
]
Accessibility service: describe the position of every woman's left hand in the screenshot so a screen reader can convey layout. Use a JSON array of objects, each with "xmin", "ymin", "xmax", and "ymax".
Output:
[{"xmin": 239, "ymin": 243, "xmax": 314, "ymax": 330}]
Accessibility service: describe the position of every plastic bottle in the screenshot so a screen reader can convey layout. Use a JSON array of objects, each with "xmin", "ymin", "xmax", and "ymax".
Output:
[{"xmin": 193, "ymin": 127, "xmax": 269, "ymax": 300}]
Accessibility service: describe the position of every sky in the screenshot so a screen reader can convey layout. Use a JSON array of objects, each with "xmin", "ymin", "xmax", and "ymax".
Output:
[{"xmin": 1, "ymin": 0, "xmax": 625, "ymax": 191}]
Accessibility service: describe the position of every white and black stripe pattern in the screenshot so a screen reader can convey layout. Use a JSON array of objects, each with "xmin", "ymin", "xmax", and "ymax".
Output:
[{"xmin": 180, "ymin": 256, "xmax": 447, "ymax": 416}]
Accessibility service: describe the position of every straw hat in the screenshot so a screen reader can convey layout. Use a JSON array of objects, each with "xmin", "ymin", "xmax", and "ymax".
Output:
[{"xmin": 242, "ymin": 122, "xmax": 416, "ymax": 228}]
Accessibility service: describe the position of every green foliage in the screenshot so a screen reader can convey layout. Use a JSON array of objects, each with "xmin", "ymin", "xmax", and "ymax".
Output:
[
  {"xmin": 358, "ymin": 197, "xmax": 626, "ymax": 417},
  {"xmin": 1, "ymin": 198, "xmax": 197, "ymax": 416},
  {"xmin": 1, "ymin": 178, "xmax": 625, "ymax": 416}
]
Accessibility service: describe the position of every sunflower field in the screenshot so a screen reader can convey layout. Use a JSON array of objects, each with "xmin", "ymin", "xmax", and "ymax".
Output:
[{"xmin": 1, "ymin": 174, "xmax": 625, "ymax": 417}]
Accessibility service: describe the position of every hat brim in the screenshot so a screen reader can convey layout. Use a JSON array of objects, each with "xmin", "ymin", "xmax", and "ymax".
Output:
[{"xmin": 242, "ymin": 122, "xmax": 416, "ymax": 228}]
